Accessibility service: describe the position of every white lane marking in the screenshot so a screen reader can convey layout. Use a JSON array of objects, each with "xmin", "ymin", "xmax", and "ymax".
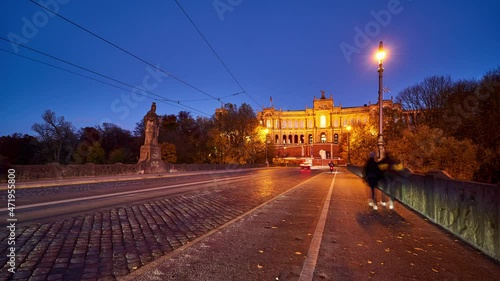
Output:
[
  {"xmin": 299, "ymin": 168, "xmax": 338, "ymax": 281},
  {"xmin": 0, "ymin": 175, "xmax": 252, "ymax": 212}
]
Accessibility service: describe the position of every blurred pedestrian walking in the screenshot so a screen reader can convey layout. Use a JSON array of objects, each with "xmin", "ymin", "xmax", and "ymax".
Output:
[{"xmin": 363, "ymin": 152, "xmax": 383, "ymax": 210}]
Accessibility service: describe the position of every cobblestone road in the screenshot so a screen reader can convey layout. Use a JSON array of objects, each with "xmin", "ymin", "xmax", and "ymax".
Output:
[{"xmin": 0, "ymin": 169, "xmax": 320, "ymax": 280}]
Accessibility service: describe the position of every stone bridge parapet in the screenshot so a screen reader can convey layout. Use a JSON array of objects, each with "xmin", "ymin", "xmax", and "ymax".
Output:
[{"xmin": 348, "ymin": 165, "xmax": 500, "ymax": 262}]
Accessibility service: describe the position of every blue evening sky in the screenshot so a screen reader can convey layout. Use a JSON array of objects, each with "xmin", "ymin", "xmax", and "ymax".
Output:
[{"xmin": 1, "ymin": 0, "xmax": 499, "ymax": 136}]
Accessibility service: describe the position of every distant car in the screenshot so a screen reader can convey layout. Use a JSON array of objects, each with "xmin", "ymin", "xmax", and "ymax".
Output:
[{"xmin": 300, "ymin": 158, "xmax": 313, "ymax": 169}]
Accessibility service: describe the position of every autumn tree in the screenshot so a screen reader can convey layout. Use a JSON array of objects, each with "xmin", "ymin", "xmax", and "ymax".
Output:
[
  {"xmin": 109, "ymin": 148, "xmax": 131, "ymax": 164},
  {"xmin": 160, "ymin": 142, "xmax": 177, "ymax": 163},
  {"xmin": 398, "ymin": 76, "xmax": 453, "ymax": 128},
  {"xmin": 73, "ymin": 127, "xmax": 100, "ymax": 164},
  {"xmin": 341, "ymin": 123, "xmax": 378, "ymax": 166},
  {"xmin": 97, "ymin": 123, "xmax": 135, "ymax": 163},
  {"xmin": 168, "ymin": 111, "xmax": 199, "ymax": 163},
  {"xmin": 211, "ymin": 103, "xmax": 263, "ymax": 164},
  {"xmin": 345, "ymin": 105, "xmax": 404, "ymax": 166},
  {"xmin": 396, "ymin": 67, "xmax": 500, "ymax": 183},
  {"xmin": 86, "ymin": 141, "xmax": 106, "ymax": 164},
  {"xmin": 470, "ymin": 68, "xmax": 500, "ymax": 183},
  {"xmin": 191, "ymin": 116, "xmax": 215, "ymax": 163},
  {"xmin": 388, "ymin": 125, "xmax": 479, "ymax": 181},
  {"xmin": 32, "ymin": 110, "xmax": 77, "ymax": 163}
]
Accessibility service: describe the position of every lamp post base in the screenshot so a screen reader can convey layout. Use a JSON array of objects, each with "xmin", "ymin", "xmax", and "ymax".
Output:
[{"xmin": 377, "ymin": 135, "xmax": 385, "ymax": 161}]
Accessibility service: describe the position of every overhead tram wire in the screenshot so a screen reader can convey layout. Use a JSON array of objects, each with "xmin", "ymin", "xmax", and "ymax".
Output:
[
  {"xmin": 0, "ymin": 40, "xmax": 210, "ymax": 117},
  {"xmin": 0, "ymin": 48, "xmax": 206, "ymax": 115},
  {"xmin": 175, "ymin": 91, "xmax": 245, "ymax": 103},
  {"xmin": 28, "ymin": 0, "xmax": 229, "ymax": 105},
  {"xmin": 173, "ymin": 0, "xmax": 264, "ymax": 110}
]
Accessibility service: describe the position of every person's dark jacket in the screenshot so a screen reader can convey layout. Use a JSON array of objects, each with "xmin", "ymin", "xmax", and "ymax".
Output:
[{"xmin": 364, "ymin": 157, "xmax": 382, "ymax": 188}]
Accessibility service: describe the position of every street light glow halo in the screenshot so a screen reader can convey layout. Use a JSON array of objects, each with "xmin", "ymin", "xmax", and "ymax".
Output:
[{"xmin": 376, "ymin": 50, "xmax": 386, "ymax": 62}]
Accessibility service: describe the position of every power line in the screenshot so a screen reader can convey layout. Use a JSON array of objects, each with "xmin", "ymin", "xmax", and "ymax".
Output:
[
  {"xmin": 28, "ymin": 0, "xmax": 225, "ymax": 104},
  {"xmin": 0, "ymin": 40, "xmax": 211, "ymax": 116},
  {"xmin": 173, "ymin": 0, "xmax": 264, "ymax": 109},
  {"xmin": 175, "ymin": 91, "xmax": 245, "ymax": 103}
]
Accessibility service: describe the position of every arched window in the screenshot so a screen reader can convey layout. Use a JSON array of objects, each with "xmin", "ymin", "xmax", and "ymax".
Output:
[
  {"xmin": 288, "ymin": 135, "xmax": 293, "ymax": 144},
  {"xmin": 282, "ymin": 135, "xmax": 287, "ymax": 144},
  {"xmin": 320, "ymin": 132, "xmax": 327, "ymax": 143},
  {"xmin": 294, "ymin": 135, "xmax": 298, "ymax": 143},
  {"xmin": 300, "ymin": 135, "xmax": 304, "ymax": 144},
  {"xmin": 266, "ymin": 119, "xmax": 271, "ymax": 128},
  {"xmin": 308, "ymin": 134, "xmax": 313, "ymax": 144},
  {"xmin": 275, "ymin": 135, "xmax": 279, "ymax": 144}
]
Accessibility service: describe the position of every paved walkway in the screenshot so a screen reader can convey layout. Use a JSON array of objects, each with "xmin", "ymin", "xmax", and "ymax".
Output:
[
  {"xmin": 0, "ymin": 168, "xmax": 317, "ymax": 280},
  {"xmin": 124, "ymin": 167, "xmax": 500, "ymax": 281}
]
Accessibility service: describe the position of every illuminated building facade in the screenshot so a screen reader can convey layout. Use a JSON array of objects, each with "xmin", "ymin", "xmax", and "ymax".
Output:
[{"xmin": 256, "ymin": 91, "xmax": 400, "ymax": 161}]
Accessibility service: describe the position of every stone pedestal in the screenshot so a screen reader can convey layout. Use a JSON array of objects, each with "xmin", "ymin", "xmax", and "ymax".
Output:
[{"xmin": 138, "ymin": 145, "xmax": 166, "ymax": 173}]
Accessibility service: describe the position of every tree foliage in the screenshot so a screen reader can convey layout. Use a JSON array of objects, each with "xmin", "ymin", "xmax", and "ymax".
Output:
[
  {"xmin": 398, "ymin": 76, "xmax": 453, "ymax": 128},
  {"xmin": 0, "ymin": 134, "xmax": 41, "ymax": 165},
  {"xmin": 160, "ymin": 142, "xmax": 177, "ymax": 163},
  {"xmin": 87, "ymin": 142, "xmax": 106, "ymax": 164},
  {"xmin": 73, "ymin": 127, "xmax": 100, "ymax": 164},
  {"xmin": 109, "ymin": 148, "xmax": 131, "ymax": 164},
  {"xmin": 388, "ymin": 126, "xmax": 479, "ymax": 181},
  {"xmin": 211, "ymin": 103, "xmax": 263, "ymax": 164},
  {"xmin": 32, "ymin": 110, "xmax": 77, "ymax": 164},
  {"xmin": 97, "ymin": 123, "xmax": 136, "ymax": 163},
  {"xmin": 395, "ymin": 67, "xmax": 500, "ymax": 182},
  {"xmin": 341, "ymin": 123, "xmax": 378, "ymax": 166}
]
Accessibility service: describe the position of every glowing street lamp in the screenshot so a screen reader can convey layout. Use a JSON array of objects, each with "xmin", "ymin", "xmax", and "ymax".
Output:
[
  {"xmin": 346, "ymin": 125, "xmax": 352, "ymax": 164},
  {"xmin": 376, "ymin": 41, "xmax": 385, "ymax": 161}
]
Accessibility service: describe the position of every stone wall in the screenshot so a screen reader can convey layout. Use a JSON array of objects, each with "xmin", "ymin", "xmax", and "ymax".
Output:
[
  {"xmin": 12, "ymin": 163, "xmax": 142, "ymax": 180},
  {"xmin": 11, "ymin": 163, "xmax": 267, "ymax": 181},
  {"xmin": 168, "ymin": 163, "xmax": 264, "ymax": 172},
  {"xmin": 348, "ymin": 165, "xmax": 500, "ymax": 262}
]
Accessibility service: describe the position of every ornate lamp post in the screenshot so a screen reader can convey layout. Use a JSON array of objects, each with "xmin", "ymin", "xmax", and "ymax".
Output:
[
  {"xmin": 263, "ymin": 128, "xmax": 269, "ymax": 167},
  {"xmin": 376, "ymin": 41, "xmax": 386, "ymax": 161},
  {"xmin": 346, "ymin": 125, "xmax": 352, "ymax": 164}
]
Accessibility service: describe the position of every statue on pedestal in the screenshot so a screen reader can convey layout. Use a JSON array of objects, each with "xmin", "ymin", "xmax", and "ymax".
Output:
[
  {"xmin": 144, "ymin": 102, "xmax": 160, "ymax": 146},
  {"xmin": 138, "ymin": 102, "xmax": 166, "ymax": 173}
]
